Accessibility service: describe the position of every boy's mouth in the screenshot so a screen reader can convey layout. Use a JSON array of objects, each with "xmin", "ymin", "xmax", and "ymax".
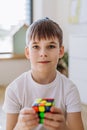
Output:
[{"xmin": 38, "ymin": 61, "xmax": 50, "ymax": 63}]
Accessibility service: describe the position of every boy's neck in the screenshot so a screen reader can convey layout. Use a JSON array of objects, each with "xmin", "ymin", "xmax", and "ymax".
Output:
[{"xmin": 31, "ymin": 70, "xmax": 57, "ymax": 84}]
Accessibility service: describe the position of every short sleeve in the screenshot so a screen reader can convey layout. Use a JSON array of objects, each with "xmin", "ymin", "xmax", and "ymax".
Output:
[
  {"xmin": 65, "ymin": 84, "xmax": 82, "ymax": 113},
  {"xmin": 3, "ymin": 83, "xmax": 21, "ymax": 113}
]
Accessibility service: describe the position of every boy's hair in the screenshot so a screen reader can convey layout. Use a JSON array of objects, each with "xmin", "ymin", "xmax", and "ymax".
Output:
[{"xmin": 26, "ymin": 18, "xmax": 63, "ymax": 47}]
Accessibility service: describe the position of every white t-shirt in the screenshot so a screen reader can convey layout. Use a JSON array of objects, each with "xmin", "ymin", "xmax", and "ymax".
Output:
[{"xmin": 3, "ymin": 70, "xmax": 81, "ymax": 130}]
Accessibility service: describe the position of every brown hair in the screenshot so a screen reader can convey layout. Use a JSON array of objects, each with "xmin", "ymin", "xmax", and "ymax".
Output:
[{"xmin": 26, "ymin": 18, "xmax": 63, "ymax": 47}]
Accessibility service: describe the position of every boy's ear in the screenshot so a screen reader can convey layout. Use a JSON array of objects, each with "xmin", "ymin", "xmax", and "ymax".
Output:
[
  {"xmin": 59, "ymin": 46, "xmax": 64, "ymax": 58},
  {"xmin": 25, "ymin": 47, "xmax": 30, "ymax": 59}
]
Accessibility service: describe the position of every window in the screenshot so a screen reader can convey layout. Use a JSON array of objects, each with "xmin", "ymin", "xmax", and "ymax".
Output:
[{"xmin": 0, "ymin": 0, "xmax": 33, "ymax": 54}]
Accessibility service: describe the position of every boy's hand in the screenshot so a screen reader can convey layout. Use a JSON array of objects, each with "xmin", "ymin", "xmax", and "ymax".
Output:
[
  {"xmin": 14, "ymin": 107, "xmax": 39, "ymax": 130},
  {"xmin": 44, "ymin": 106, "xmax": 66, "ymax": 130}
]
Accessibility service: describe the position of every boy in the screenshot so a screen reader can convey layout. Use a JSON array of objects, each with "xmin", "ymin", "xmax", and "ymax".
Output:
[{"xmin": 3, "ymin": 18, "xmax": 84, "ymax": 130}]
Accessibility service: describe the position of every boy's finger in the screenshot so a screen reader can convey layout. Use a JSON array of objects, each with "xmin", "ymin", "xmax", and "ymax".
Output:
[
  {"xmin": 50, "ymin": 106, "xmax": 63, "ymax": 114},
  {"xmin": 20, "ymin": 107, "xmax": 36, "ymax": 114}
]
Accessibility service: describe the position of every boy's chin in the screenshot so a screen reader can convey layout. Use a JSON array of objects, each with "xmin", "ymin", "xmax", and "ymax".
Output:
[{"xmin": 37, "ymin": 68, "xmax": 52, "ymax": 73}]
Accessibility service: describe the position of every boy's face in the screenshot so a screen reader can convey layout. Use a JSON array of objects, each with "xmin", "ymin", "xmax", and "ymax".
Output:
[{"xmin": 25, "ymin": 37, "xmax": 64, "ymax": 73}]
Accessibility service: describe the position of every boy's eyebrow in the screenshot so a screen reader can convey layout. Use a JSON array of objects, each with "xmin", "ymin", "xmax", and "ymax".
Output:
[{"xmin": 49, "ymin": 41, "xmax": 58, "ymax": 44}]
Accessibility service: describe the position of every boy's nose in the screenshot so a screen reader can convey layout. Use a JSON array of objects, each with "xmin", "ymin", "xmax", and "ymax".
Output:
[
  {"xmin": 40, "ymin": 49, "xmax": 47, "ymax": 57},
  {"xmin": 40, "ymin": 54, "xmax": 47, "ymax": 57}
]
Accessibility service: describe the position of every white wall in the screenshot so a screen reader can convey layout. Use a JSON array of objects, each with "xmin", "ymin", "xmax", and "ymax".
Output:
[
  {"xmin": 69, "ymin": 35, "xmax": 87, "ymax": 104},
  {"xmin": 33, "ymin": 0, "xmax": 58, "ymax": 21}
]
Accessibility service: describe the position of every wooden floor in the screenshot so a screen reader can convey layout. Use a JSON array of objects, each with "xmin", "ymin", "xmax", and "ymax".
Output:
[
  {"xmin": 82, "ymin": 104, "xmax": 87, "ymax": 130},
  {"xmin": 0, "ymin": 86, "xmax": 87, "ymax": 130},
  {"xmin": 0, "ymin": 86, "xmax": 6, "ymax": 130}
]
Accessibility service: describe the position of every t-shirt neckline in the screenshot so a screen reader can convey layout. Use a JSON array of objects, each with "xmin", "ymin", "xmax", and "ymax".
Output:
[{"xmin": 28, "ymin": 70, "xmax": 59, "ymax": 89}]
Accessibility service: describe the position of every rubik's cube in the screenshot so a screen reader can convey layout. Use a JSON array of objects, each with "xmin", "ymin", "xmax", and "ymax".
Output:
[{"xmin": 32, "ymin": 98, "xmax": 55, "ymax": 124}]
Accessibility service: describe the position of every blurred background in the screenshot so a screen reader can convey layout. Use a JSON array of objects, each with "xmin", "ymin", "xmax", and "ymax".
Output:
[{"xmin": 0, "ymin": 0, "xmax": 87, "ymax": 129}]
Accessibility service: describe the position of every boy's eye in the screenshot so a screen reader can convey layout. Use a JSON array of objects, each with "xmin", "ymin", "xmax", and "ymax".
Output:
[
  {"xmin": 32, "ymin": 45, "xmax": 39, "ymax": 49},
  {"xmin": 48, "ymin": 45, "xmax": 56, "ymax": 49}
]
